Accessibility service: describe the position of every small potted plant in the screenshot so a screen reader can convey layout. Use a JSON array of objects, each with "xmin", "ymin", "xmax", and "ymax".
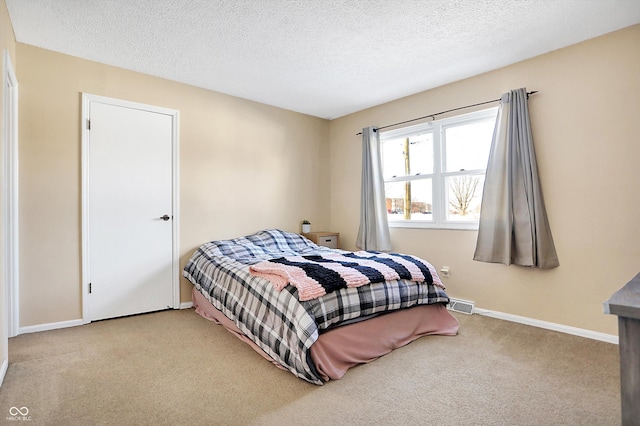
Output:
[{"xmin": 301, "ymin": 220, "xmax": 311, "ymax": 233}]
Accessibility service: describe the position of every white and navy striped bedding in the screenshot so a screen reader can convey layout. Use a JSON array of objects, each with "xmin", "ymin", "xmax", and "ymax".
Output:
[
  {"xmin": 249, "ymin": 251, "xmax": 444, "ymax": 301},
  {"xmin": 183, "ymin": 229, "xmax": 450, "ymax": 384}
]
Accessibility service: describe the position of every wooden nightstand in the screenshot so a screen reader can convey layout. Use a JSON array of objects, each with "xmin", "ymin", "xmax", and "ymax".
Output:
[{"xmin": 302, "ymin": 232, "xmax": 340, "ymax": 249}]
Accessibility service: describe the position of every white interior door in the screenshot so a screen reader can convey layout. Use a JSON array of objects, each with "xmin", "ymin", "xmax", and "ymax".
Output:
[
  {"xmin": 85, "ymin": 97, "xmax": 176, "ymax": 321},
  {"xmin": 2, "ymin": 49, "xmax": 18, "ymax": 386}
]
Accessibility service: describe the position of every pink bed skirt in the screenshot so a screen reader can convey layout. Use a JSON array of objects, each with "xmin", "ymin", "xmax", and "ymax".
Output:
[{"xmin": 192, "ymin": 286, "xmax": 459, "ymax": 382}]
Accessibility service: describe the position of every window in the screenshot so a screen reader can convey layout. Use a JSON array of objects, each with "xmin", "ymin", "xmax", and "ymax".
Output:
[{"xmin": 380, "ymin": 107, "xmax": 497, "ymax": 230}]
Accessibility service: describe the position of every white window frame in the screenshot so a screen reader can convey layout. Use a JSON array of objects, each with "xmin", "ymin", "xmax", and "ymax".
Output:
[{"xmin": 380, "ymin": 107, "xmax": 498, "ymax": 230}]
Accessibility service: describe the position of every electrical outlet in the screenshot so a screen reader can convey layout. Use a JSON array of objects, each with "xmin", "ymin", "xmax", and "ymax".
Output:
[{"xmin": 440, "ymin": 266, "xmax": 450, "ymax": 278}]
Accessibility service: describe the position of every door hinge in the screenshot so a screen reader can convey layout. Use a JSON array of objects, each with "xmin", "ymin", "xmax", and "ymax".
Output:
[
  {"xmin": 89, "ymin": 283, "xmax": 92, "ymax": 294},
  {"xmin": 87, "ymin": 119, "xmax": 91, "ymax": 130}
]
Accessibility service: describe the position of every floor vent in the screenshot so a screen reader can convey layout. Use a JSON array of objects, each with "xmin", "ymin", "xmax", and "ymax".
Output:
[{"xmin": 447, "ymin": 298, "xmax": 475, "ymax": 315}]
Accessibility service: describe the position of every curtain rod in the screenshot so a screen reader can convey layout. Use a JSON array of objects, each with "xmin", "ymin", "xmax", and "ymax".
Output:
[{"xmin": 355, "ymin": 90, "xmax": 538, "ymax": 136}]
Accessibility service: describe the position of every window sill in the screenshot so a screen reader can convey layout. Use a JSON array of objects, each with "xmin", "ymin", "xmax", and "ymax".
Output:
[{"xmin": 388, "ymin": 220, "xmax": 479, "ymax": 231}]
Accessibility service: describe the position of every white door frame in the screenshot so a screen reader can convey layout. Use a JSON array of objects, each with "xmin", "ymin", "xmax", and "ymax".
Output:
[
  {"xmin": 81, "ymin": 94, "xmax": 180, "ymax": 323},
  {"xmin": 3, "ymin": 49, "xmax": 19, "ymax": 340}
]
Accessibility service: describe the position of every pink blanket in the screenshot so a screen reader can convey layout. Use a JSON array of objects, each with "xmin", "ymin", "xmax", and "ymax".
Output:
[{"xmin": 249, "ymin": 252, "xmax": 443, "ymax": 301}]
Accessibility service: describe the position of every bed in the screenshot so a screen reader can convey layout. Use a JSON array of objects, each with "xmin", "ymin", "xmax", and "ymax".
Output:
[{"xmin": 183, "ymin": 229, "xmax": 459, "ymax": 385}]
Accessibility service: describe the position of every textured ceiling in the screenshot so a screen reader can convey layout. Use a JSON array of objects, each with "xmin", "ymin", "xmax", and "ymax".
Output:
[{"xmin": 6, "ymin": 0, "xmax": 640, "ymax": 119}]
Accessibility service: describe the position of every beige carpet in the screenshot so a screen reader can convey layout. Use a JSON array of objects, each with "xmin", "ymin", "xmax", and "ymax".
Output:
[{"xmin": 0, "ymin": 309, "xmax": 620, "ymax": 425}]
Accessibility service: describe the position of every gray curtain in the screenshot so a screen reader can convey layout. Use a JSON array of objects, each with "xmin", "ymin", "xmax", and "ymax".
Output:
[
  {"xmin": 356, "ymin": 127, "xmax": 392, "ymax": 251},
  {"xmin": 474, "ymin": 88, "xmax": 559, "ymax": 268}
]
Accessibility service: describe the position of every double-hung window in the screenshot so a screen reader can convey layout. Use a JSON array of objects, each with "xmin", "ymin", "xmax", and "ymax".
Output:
[{"xmin": 380, "ymin": 107, "xmax": 497, "ymax": 230}]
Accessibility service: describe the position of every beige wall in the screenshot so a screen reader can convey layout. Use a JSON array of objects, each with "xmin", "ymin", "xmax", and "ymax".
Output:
[
  {"xmin": 329, "ymin": 25, "xmax": 640, "ymax": 336},
  {"xmin": 16, "ymin": 44, "xmax": 330, "ymax": 327},
  {"xmin": 1, "ymin": 0, "xmax": 16, "ymax": 379}
]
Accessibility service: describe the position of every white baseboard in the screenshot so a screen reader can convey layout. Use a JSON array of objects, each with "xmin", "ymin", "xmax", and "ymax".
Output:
[
  {"xmin": 0, "ymin": 358, "xmax": 7, "ymax": 388},
  {"xmin": 18, "ymin": 319, "xmax": 84, "ymax": 335},
  {"xmin": 17, "ymin": 305, "xmax": 194, "ymax": 335},
  {"xmin": 11, "ymin": 304, "xmax": 617, "ymax": 345},
  {"xmin": 473, "ymin": 308, "xmax": 619, "ymax": 345}
]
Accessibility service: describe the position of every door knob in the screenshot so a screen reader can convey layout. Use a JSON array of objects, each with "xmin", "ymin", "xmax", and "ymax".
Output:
[{"xmin": 160, "ymin": 214, "xmax": 171, "ymax": 221}]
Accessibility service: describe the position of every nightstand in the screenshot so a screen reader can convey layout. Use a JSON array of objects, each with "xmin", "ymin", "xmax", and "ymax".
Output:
[{"xmin": 302, "ymin": 232, "xmax": 340, "ymax": 249}]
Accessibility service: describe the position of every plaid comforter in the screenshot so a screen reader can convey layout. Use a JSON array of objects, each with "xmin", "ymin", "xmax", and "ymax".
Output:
[{"xmin": 183, "ymin": 229, "xmax": 450, "ymax": 385}]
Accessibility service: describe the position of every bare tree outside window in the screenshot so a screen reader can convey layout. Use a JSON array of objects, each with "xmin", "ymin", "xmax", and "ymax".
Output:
[{"xmin": 449, "ymin": 175, "xmax": 480, "ymax": 216}]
